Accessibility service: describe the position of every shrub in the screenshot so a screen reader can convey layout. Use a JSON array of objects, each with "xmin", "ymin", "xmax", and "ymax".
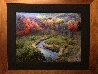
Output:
[
  {"xmin": 46, "ymin": 57, "xmax": 53, "ymax": 62},
  {"xmin": 45, "ymin": 35, "xmax": 67, "ymax": 46},
  {"xmin": 16, "ymin": 46, "xmax": 46, "ymax": 64},
  {"xmin": 16, "ymin": 36, "xmax": 46, "ymax": 65},
  {"xmin": 57, "ymin": 45, "xmax": 81, "ymax": 62},
  {"xmin": 67, "ymin": 38, "xmax": 76, "ymax": 45},
  {"xmin": 16, "ymin": 40, "xmax": 24, "ymax": 49}
]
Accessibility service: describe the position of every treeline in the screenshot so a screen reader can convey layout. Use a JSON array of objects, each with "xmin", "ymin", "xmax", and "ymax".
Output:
[{"xmin": 16, "ymin": 14, "xmax": 81, "ymax": 35}]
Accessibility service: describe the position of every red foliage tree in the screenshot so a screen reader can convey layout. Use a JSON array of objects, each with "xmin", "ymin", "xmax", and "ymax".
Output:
[{"xmin": 16, "ymin": 16, "xmax": 42, "ymax": 35}]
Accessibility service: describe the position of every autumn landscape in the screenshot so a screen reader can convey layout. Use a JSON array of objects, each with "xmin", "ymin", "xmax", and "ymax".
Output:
[{"xmin": 16, "ymin": 13, "xmax": 81, "ymax": 65}]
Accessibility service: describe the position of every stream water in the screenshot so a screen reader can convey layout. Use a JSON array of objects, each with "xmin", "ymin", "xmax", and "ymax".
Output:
[{"xmin": 36, "ymin": 40, "xmax": 58, "ymax": 59}]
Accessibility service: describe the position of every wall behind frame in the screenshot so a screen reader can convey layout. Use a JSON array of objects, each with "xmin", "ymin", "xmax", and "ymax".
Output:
[{"xmin": 0, "ymin": 0, "xmax": 98, "ymax": 74}]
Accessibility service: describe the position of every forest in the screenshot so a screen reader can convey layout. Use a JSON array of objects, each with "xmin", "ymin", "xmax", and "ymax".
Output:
[{"xmin": 16, "ymin": 13, "xmax": 81, "ymax": 65}]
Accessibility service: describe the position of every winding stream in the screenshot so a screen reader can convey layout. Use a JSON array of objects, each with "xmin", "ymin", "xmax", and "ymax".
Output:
[{"xmin": 36, "ymin": 40, "xmax": 58, "ymax": 59}]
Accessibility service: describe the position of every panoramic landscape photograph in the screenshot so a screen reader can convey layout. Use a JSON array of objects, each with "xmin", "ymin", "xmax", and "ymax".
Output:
[{"xmin": 16, "ymin": 12, "xmax": 81, "ymax": 65}]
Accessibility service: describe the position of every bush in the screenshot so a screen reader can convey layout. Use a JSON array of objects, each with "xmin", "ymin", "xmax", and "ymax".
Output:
[
  {"xmin": 67, "ymin": 38, "xmax": 76, "ymax": 45},
  {"xmin": 45, "ymin": 35, "xmax": 67, "ymax": 46},
  {"xmin": 16, "ymin": 40, "xmax": 24, "ymax": 49},
  {"xmin": 46, "ymin": 57, "xmax": 53, "ymax": 62},
  {"xmin": 16, "ymin": 46, "xmax": 46, "ymax": 64},
  {"xmin": 57, "ymin": 45, "xmax": 81, "ymax": 62},
  {"xmin": 44, "ymin": 44, "xmax": 59, "ymax": 52},
  {"xmin": 16, "ymin": 36, "xmax": 46, "ymax": 65}
]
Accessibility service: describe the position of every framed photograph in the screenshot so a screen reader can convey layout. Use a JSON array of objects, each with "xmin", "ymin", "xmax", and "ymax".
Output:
[{"xmin": 7, "ymin": 4, "xmax": 90, "ymax": 70}]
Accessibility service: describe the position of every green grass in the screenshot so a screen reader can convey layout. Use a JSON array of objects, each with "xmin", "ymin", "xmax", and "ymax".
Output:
[
  {"xmin": 44, "ymin": 34, "xmax": 80, "ymax": 62},
  {"xmin": 46, "ymin": 35, "xmax": 66, "ymax": 46},
  {"xmin": 45, "ymin": 34, "xmax": 76, "ymax": 47},
  {"xmin": 43, "ymin": 35, "xmax": 67, "ymax": 52},
  {"xmin": 16, "ymin": 32, "xmax": 81, "ymax": 62},
  {"xmin": 57, "ymin": 45, "xmax": 81, "ymax": 62},
  {"xmin": 16, "ymin": 34, "xmax": 46, "ymax": 64}
]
